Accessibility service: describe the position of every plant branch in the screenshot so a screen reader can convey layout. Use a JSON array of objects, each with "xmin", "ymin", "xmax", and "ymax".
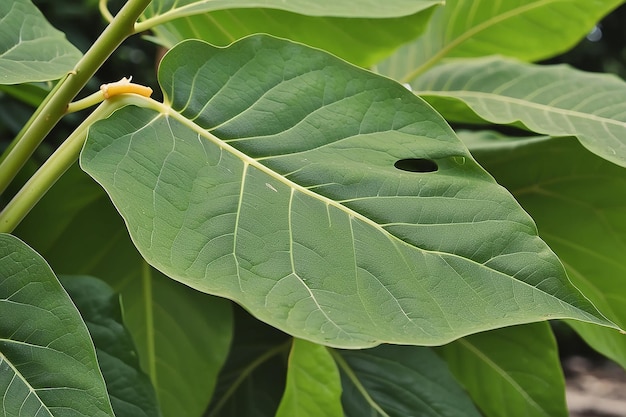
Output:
[
  {"xmin": 0, "ymin": 0, "xmax": 152, "ymax": 196},
  {"xmin": 0, "ymin": 95, "xmax": 148, "ymax": 234}
]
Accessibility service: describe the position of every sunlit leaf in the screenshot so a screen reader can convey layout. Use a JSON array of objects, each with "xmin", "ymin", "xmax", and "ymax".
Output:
[
  {"xmin": 13, "ymin": 164, "xmax": 233, "ymax": 417},
  {"xmin": 0, "ymin": 0, "xmax": 81, "ymax": 84},
  {"xmin": 414, "ymin": 57, "xmax": 626, "ymax": 167},
  {"xmin": 437, "ymin": 322, "xmax": 567, "ymax": 417},
  {"xmin": 462, "ymin": 131, "xmax": 626, "ymax": 370},
  {"xmin": 337, "ymin": 345, "xmax": 481, "ymax": 416},
  {"xmin": 143, "ymin": 2, "xmax": 439, "ymax": 67},
  {"xmin": 376, "ymin": 0, "xmax": 623, "ymax": 82},
  {"xmin": 81, "ymin": 35, "xmax": 614, "ymax": 350},
  {"xmin": 0, "ymin": 233, "xmax": 114, "ymax": 417},
  {"xmin": 61, "ymin": 275, "xmax": 161, "ymax": 417},
  {"xmin": 276, "ymin": 339, "xmax": 343, "ymax": 417}
]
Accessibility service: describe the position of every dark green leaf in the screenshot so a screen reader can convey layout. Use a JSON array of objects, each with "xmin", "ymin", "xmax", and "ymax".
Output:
[
  {"xmin": 337, "ymin": 345, "xmax": 481, "ymax": 416},
  {"xmin": 208, "ymin": 307, "xmax": 290, "ymax": 417},
  {"xmin": 0, "ymin": 233, "xmax": 114, "ymax": 417},
  {"xmin": 61, "ymin": 275, "xmax": 161, "ymax": 417}
]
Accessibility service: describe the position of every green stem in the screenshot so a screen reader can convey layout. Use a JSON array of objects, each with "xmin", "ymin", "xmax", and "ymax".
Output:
[
  {"xmin": 0, "ymin": 98, "xmax": 126, "ymax": 233},
  {"xmin": 0, "ymin": 0, "xmax": 152, "ymax": 196}
]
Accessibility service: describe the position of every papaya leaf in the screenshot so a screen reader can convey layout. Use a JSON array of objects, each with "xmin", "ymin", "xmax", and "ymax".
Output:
[
  {"xmin": 336, "ymin": 345, "xmax": 481, "ymax": 416},
  {"xmin": 0, "ymin": 233, "xmax": 114, "ymax": 417},
  {"xmin": 414, "ymin": 57, "xmax": 626, "ymax": 167},
  {"xmin": 376, "ymin": 0, "xmax": 623, "ymax": 82},
  {"xmin": 437, "ymin": 322, "xmax": 568, "ymax": 417},
  {"xmin": 60, "ymin": 275, "xmax": 161, "ymax": 417},
  {"xmin": 81, "ymin": 35, "xmax": 615, "ymax": 349},
  {"xmin": 463, "ymin": 131, "xmax": 626, "ymax": 370},
  {"xmin": 0, "ymin": 0, "xmax": 81, "ymax": 84}
]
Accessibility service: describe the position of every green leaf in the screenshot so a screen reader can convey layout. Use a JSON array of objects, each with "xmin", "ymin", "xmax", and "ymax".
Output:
[
  {"xmin": 376, "ymin": 0, "xmax": 623, "ymax": 82},
  {"xmin": 0, "ymin": 233, "xmax": 114, "ymax": 417},
  {"xmin": 336, "ymin": 345, "xmax": 482, "ymax": 416},
  {"xmin": 462, "ymin": 131, "xmax": 626, "ymax": 369},
  {"xmin": 0, "ymin": 0, "xmax": 82, "ymax": 84},
  {"xmin": 437, "ymin": 323, "xmax": 567, "ymax": 417},
  {"xmin": 81, "ymin": 35, "xmax": 614, "ymax": 349},
  {"xmin": 60, "ymin": 275, "xmax": 161, "ymax": 417},
  {"xmin": 143, "ymin": 0, "xmax": 441, "ymax": 19},
  {"xmin": 276, "ymin": 339, "xmax": 343, "ymax": 417},
  {"xmin": 13, "ymin": 164, "xmax": 233, "ymax": 417},
  {"xmin": 414, "ymin": 57, "xmax": 626, "ymax": 167},
  {"xmin": 144, "ymin": 5, "xmax": 439, "ymax": 67}
]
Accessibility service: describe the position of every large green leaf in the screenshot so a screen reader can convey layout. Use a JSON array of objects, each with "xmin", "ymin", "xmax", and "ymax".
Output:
[
  {"xmin": 145, "ymin": 8, "xmax": 437, "ymax": 68},
  {"xmin": 141, "ymin": 0, "xmax": 441, "ymax": 68},
  {"xmin": 414, "ymin": 57, "xmax": 626, "ymax": 167},
  {"xmin": 437, "ymin": 322, "xmax": 567, "ymax": 417},
  {"xmin": 142, "ymin": 0, "xmax": 441, "ymax": 20},
  {"xmin": 0, "ymin": 0, "xmax": 81, "ymax": 84},
  {"xmin": 13, "ymin": 165, "xmax": 233, "ymax": 417},
  {"xmin": 337, "ymin": 345, "xmax": 482, "ymax": 416},
  {"xmin": 462, "ymin": 131, "xmax": 626, "ymax": 369},
  {"xmin": 81, "ymin": 35, "xmax": 614, "ymax": 349},
  {"xmin": 0, "ymin": 233, "xmax": 114, "ymax": 417},
  {"xmin": 276, "ymin": 339, "xmax": 343, "ymax": 417},
  {"xmin": 376, "ymin": 0, "xmax": 623, "ymax": 82},
  {"xmin": 60, "ymin": 275, "xmax": 161, "ymax": 417}
]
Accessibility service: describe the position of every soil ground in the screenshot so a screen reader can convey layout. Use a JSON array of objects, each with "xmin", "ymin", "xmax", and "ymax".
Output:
[{"xmin": 565, "ymin": 356, "xmax": 626, "ymax": 417}]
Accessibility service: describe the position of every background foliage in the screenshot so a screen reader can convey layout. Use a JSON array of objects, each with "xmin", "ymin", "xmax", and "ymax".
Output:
[{"xmin": 1, "ymin": 1, "xmax": 625, "ymax": 417}]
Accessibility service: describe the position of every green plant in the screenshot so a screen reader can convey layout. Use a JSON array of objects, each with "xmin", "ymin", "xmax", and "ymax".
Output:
[{"xmin": 1, "ymin": 0, "xmax": 625, "ymax": 415}]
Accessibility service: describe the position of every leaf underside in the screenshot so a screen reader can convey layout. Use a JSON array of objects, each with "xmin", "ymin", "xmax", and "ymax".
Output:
[
  {"xmin": 415, "ymin": 57, "xmax": 626, "ymax": 167},
  {"xmin": 81, "ymin": 35, "xmax": 612, "ymax": 349},
  {"xmin": 0, "ymin": 0, "xmax": 81, "ymax": 84}
]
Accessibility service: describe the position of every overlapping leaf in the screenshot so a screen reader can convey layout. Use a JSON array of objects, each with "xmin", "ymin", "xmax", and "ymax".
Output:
[
  {"xmin": 13, "ymin": 164, "xmax": 233, "ymax": 417},
  {"xmin": 338, "ymin": 345, "xmax": 482, "ymax": 416},
  {"xmin": 276, "ymin": 339, "xmax": 343, "ymax": 417},
  {"xmin": 0, "ymin": 0, "xmax": 81, "ymax": 84},
  {"xmin": 463, "ymin": 132, "xmax": 626, "ymax": 369},
  {"xmin": 437, "ymin": 322, "xmax": 568, "ymax": 417},
  {"xmin": 376, "ymin": 0, "xmax": 623, "ymax": 82},
  {"xmin": 141, "ymin": 1, "xmax": 441, "ymax": 67},
  {"xmin": 0, "ymin": 233, "xmax": 114, "ymax": 417},
  {"xmin": 81, "ymin": 35, "xmax": 614, "ymax": 349},
  {"xmin": 414, "ymin": 57, "xmax": 626, "ymax": 167},
  {"xmin": 142, "ymin": 0, "xmax": 441, "ymax": 19},
  {"xmin": 61, "ymin": 275, "xmax": 161, "ymax": 417}
]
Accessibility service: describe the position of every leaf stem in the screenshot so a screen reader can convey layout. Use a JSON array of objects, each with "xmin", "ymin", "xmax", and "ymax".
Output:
[
  {"xmin": 0, "ymin": 0, "xmax": 152, "ymax": 196},
  {"xmin": 0, "ymin": 96, "xmax": 142, "ymax": 233}
]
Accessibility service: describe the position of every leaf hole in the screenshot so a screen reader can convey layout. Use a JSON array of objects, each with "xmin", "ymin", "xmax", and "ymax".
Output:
[{"xmin": 394, "ymin": 158, "xmax": 438, "ymax": 173}]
